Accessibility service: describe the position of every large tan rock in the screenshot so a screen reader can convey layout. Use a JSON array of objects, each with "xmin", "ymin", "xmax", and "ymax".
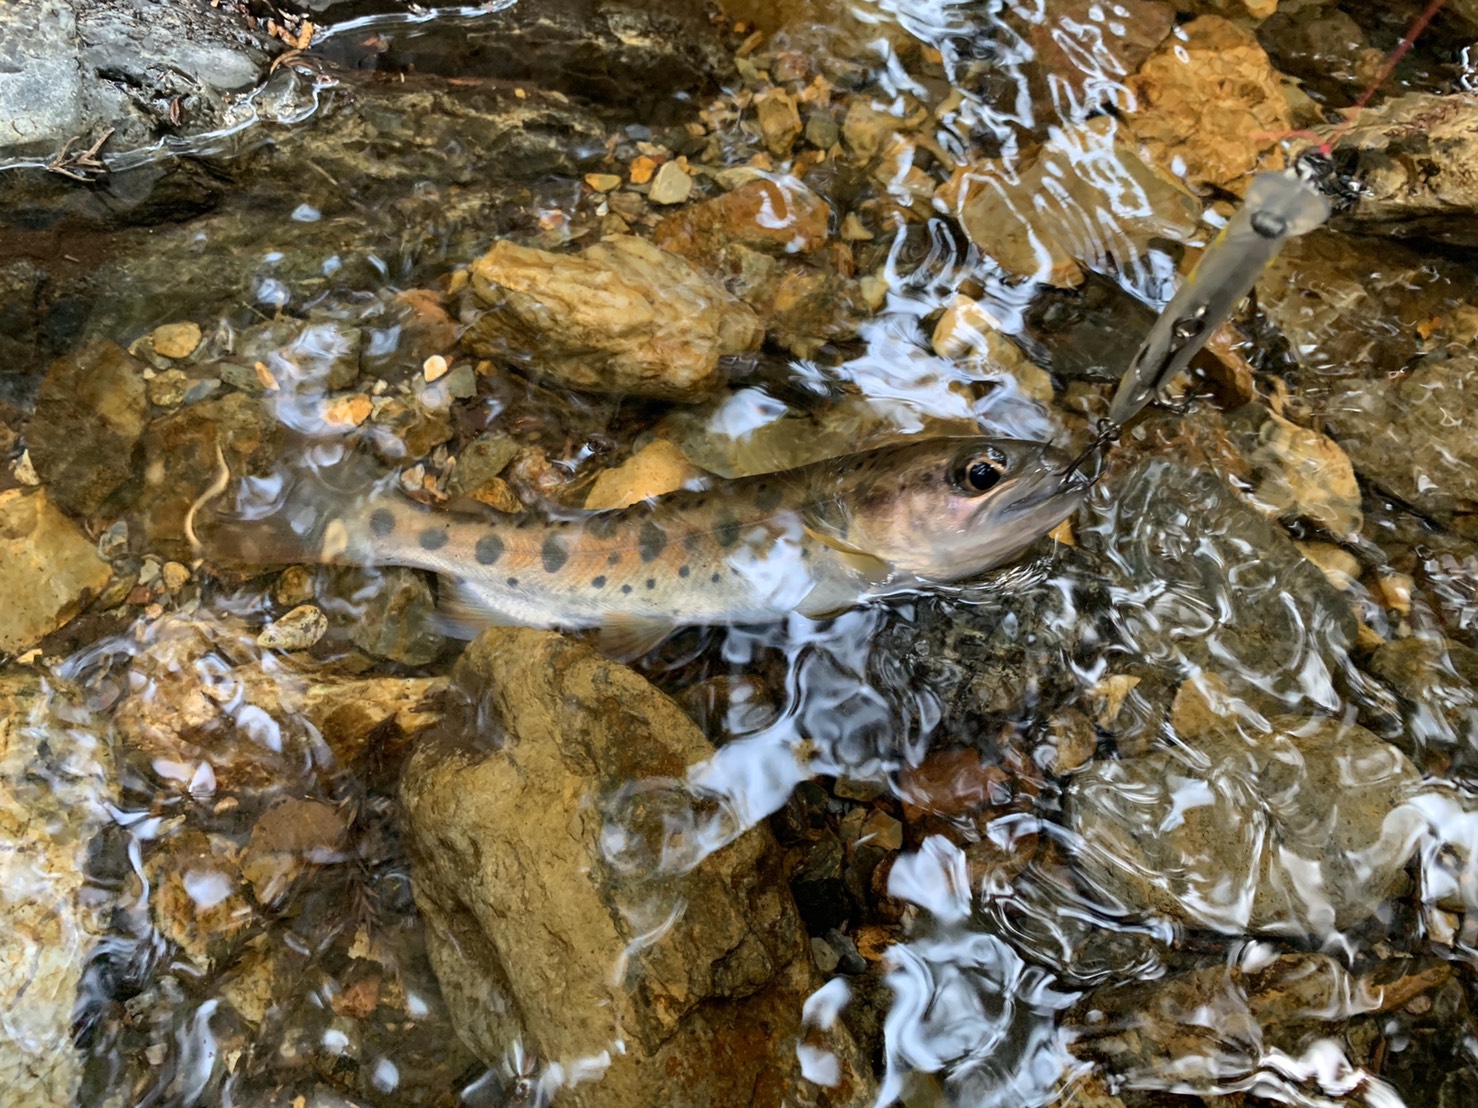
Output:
[
  {"xmin": 0, "ymin": 487, "xmax": 110, "ymax": 653},
  {"xmin": 401, "ymin": 628, "xmax": 872, "ymax": 1106},
  {"xmin": 463, "ymin": 235, "xmax": 763, "ymax": 402},
  {"xmin": 0, "ymin": 673, "xmax": 113, "ymax": 1106},
  {"xmin": 1125, "ymin": 15, "xmax": 1290, "ymax": 193}
]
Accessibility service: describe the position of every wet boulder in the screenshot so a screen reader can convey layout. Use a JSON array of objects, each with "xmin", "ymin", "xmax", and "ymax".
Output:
[
  {"xmin": 400, "ymin": 627, "xmax": 872, "ymax": 1107},
  {"xmin": 462, "ymin": 236, "xmax": 764, "ymax": 402},
  {"xmin": 1068, "ymin": 709, "xmax": 1424, "ymax": 935},
  {"xmin": 1329, "ymin": 92, "xmax": 1478, "ymax": 246}
]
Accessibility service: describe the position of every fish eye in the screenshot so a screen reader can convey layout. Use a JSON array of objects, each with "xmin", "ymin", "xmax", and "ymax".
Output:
[{"xmin": 953, "ymin": 447, "xmax": 1008, "ymax": 495}]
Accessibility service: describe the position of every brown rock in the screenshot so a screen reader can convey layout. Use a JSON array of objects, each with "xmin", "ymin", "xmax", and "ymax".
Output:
[
  {"xmin": 241, "ymin": 797, "xmax": 350, "ymax": 904},
  {"xmin": 1245, "ymin": 411, "xmax": 1362, "ymax": 537},
  {"xmin": 940, "ymin": 118, "xmax": 1199, "ymax": 286},
  {"xmin": 150, "ymin": 321, "xmax": 204, "ymax": 359},
  {"xmin": 1125, "ymin": 16, "xmax": 1290, "ymax": 193},
  {"xmin": 25, "ymin": 341, "xmax": 149, "ymax": 517},
  {"xmin": 463, "ymin": 236, "xmax": 763, "ymax": 402},
  {"xmin": 0, "ymin": 673, "xmax": 113, "ymax": 1105},
  {"xmin": 584, "ymin": 439, "xmax": 702, "ymax": 510},
  {"xmin": 755, "ymin": 88, "xmax": 803, "ymax": 156},
  {"xmin": 654, "ymin": 175, "xmax": 831, "ymax": 259},
  {"xmin": 0, "ymin": 488, "xmax": 111, "ymax": 654},
  {"xmin": 401, "ymin": 628, "xmax": 872, "ymax": 1107}
]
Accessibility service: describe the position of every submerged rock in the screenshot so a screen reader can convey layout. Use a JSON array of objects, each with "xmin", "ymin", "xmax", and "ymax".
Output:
[
  {"xmin": 1324, "ymin": 350, "xmax": 1478, "ymax": 521},
  {"xmin": 0, "ymin": 488, "xmax": 111, "ymax": 654},
  {"xmin": 401, "ymin": 628, "xmax": 872, "ymax": 1106},
  {"xmin": 938, "ymin": 117, "xmax": 1200, "ymax": 287},
  {"xmin": 1329, "ymin": 92, "xmax": 1478, "ymax": 245},
  {"xmin": 25, "ymin": 341, "xmax": 148, "ymax": 517},
  {"xmin": 0, "ymin": 673, "xmax": 113, "ymax": 1106},
  {"xmin": 463, "ymin": 236, "xmax": 763, "ymax": 402},
  {"xmin": 1068, "ymin": 711, "xmax": 1423, "ymax": 935},
  {"xmin": 1124, "ymin": 15, "xmax": 1289, "ymax": 193}
]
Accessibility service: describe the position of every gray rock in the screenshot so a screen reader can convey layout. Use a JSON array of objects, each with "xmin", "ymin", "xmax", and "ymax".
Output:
[
  {"xmin": 344, "ymin": 567, "xmax": 446, "ymax": 667},
  {"xmin": 1068, "ymin": 715, "xmax": 1423, "ymax": 935},
  {"xmin": 1368, "ymin": 635, "xmax": 1478, "ymax": 773},
  {"xmin": 400, "ymin": 628, "xmax": 873, "ymax": 1106}
]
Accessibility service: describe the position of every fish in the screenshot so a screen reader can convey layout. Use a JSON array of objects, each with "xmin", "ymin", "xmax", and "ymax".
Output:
[
  {"xmin": 216, "ymin": 436, "xmax": 1088, "ymax": 656},
  {"xmin": 1105, "ymin": 168, "xmax": 1332, "ymax": 429}
]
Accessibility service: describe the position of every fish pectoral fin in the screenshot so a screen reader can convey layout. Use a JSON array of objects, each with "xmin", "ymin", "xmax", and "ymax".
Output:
[
  {"xmin": 596, "ymin": 615, "xmax": 677, "ymax": 662},
  {"xmin": 799, "ymin": 521, "xmax": 892, "ymax": 580},
  {"xmin": 432, "ymin": 579, "xmax": 519, "ymax": 640}
]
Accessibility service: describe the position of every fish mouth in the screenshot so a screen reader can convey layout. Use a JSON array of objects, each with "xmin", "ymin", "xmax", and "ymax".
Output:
[{"xmin": 1010, "ymin": 447, "xmax": 1093, "ymax": 512}]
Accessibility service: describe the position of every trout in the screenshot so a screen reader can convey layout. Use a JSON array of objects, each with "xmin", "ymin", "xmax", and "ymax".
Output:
[{"xmin": 221, "ymin": 436, "xmax": 1086, "ymax": 655}]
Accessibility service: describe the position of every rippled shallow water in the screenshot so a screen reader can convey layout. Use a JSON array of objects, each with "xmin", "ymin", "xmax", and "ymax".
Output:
[{"xmin": 4, "ymin": 0, "xmax": 1478, "ymax": 1105}]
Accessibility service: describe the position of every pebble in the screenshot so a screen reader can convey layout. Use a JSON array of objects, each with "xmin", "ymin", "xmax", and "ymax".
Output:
[
  {"xmin": 755, "ymin": 88, "xmax": 802, "ymax": 156},
  {"xmin": 422, "ymin": 354, "xmax": 449, "ymax": 382},
  {"xmin": 323, "ymin": 394, "xmax": 372, "ymax": 428},
  {"xmin": 146, "ymin": 369, "xmax": 190, "ymax": 408},
  {"xmin": 273, "ymin": 565, "xmax": 315, "ymax": 607},
  {"xmin": 11, "ymin": 450, "xmax": 38, "ymax": 487},
  {"xmin": 150, "ymin": 321, "xmax": 203, "ymax": 359},
  {"xmin": 1295, "ymin": 542, "xmax": 1362, "ymax": 591},
  {"xmin": 648, "ymin": 160, "xmax": 693, "ymax": 205},
  {"xmin": 161, "ymin": 562, "xmax": 190, "ymax": 593},
  {"xmin": 932, "ymin": 294, "xmax": 1003, "ymax": 359},
  {"xmin": 805, "ymin": 113, "xmax": 840, "ymax": 150},
  {"xmin": 629, "ymin": 155, "xmax": 659, "ymax": 184},
  {"xmin": 256, "ymin": 604, "xmax": 328, "ymax": 651},
  {"xmin": 584, "ymin": 173, "xmax": 622, "ymax": 192},
  {"xmin": 859, "ymin": 808, "xmax": 903, "ymax": 851}
]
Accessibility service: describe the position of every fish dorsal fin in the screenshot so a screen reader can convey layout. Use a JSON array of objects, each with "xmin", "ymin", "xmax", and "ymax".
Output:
[{"xmin": 597, "ymin": 616, "xmax": 677, "ymax": 662}]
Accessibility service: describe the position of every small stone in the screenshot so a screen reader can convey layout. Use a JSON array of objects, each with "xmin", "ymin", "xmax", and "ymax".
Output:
[
  {"xmin": 804, "ymin": 113, "xmax": 840, "ymax": 150},
  {"xmin": 1376, "ymin": 573, "xmax": 1414, "ymax": 615},
  {"xmin": 755, "ymin": 88, "xmax": 802, "ymax": 156},
  {"xmin": 257, "ymin": 604, "xmax": 328, "ymax": 652},
  {"xmin": 584, "ymin": 440, "xmax": 700, "ymax": 510},
  {"xmin": 1248, "ymin": 413, "xmax": 1362, "ymax": 538},
  {"xmin": 161, "ymin": 562, "xmax": 190, "ymax": 592},
  {"xmin": 859, "ymin": 809, "xmax": 903, "ymax": 851},
  {"xmin": 422, "ymin": 354, "xmax": 449, "ymax": 382},
  {"xmin": 150, "ymin": 321, "xmax": 203, "ymax": 359},
  {"xmin": 1048, "ymin": 709, "xmax": 1098, "ymax": 774},
  {"xmin": 273, "ymin": 565, "xmax": 315, "ymax": 607},
  {"xmin": 323, "ymin": 394, "xmax": 373, "ymax": 428},
  {"xmin": 470, "ymin": 476, "xmax": 523, "ymax": 513},
  {"xmin": 449, "ymin": 433, "xmax": 520, "ymax": 500},
  {"xmin": 11, "ymin": 450, "xmax": 38, "ymax": 487},
  {"xmin": 1295, "ymin": 542, "xmax": 1361, "ymax": 591},
  {"xmin": 444, "ymin": 363, "xmax": 478, "ymax": 400},
  {"xmin": 585, "ymin": 173, "xmax": 622, "ymax": 192},
  {"xmin": 1048, "ymin": 519, "xmax": 1075, "ymax": 545},
  {"xmin": 629, "ymin": 155, "xmax": 659, "ymax": 184},
  {"xmin": 241, "ymin": 797, "xmax": 349, "ymax": 905},
  {"xmin": 1090, "ymin": 674, "xmax": 1141, "ymax": 728},
  {"xmin": 932, "ymin": 294, "xmax": 1003, "ymax": 360},
  {"xmin": 839, "ymin": 212, "xmax": 872, "ymax": 241},
  {"xmin": 648, "ymin": 160, "xmax": 693, "ymax": 205},
  {"xmin": 146, "ymin": 368, "xmax": 191, "ymax": 408}
]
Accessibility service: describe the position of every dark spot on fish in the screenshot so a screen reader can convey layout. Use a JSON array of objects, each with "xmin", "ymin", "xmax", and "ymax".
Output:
[
  {"xmin": 608, "ymin": 552, "xmax": 622, "ymax": 566},
  {"xmin": 475, "ymin": 534, "xmax": 504, "ymax": 565},
  {"xmin": 645, "ymin": 578, "xmax": 656, "ymax": 590},
  {"xmin": 754, "ymin": 482, "xmax": 782, "ymax": 512},
  {"xmin": 621, "ymin": 584, "xmax": 633, "ymax": 594},
  {"xmin": 587, "ymin": 513, "xmax": 620, "ymax": 539},
  {"xmin": 678, "ymin": 565, "xmax": 690, "ymax": 578},
  {"xmin": 639, "ymin": 521, "xmax": 667, "ymax": 563},
  {"xmin": 801, "ymin": 547, "xmax": 812, "ymax": 559},
  {"xmin": 419, "ymin": 528, "xmax": 448, "ymax": 551},
  {"xmin": 715, "ymin": 516, "xmax": 740, "ymax": 548},
  {"xmin": 507, "ymin": 577, "xmax": 519, "ymax": 588},
  {"xmin": 684, "ymin": 534, "xmax": 701, "ymax": 551},
  {"xmin": 591, "ymin": 575, "xmax": 607, "ymax": 589},
  {"xmin": 710, "ymin": 572, "xmax": 721, "ymax": 584},
  {"xmin": 369, "ymin": 509, "xmax": 396, "ymax": 536},
  {"xmin": 541, "ymin": 533, "xmax": 568, "ymax": 573}
]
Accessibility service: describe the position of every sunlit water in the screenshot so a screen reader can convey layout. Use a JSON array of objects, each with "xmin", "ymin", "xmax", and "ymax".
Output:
[{"xmin": 4, "ymin": 0, "xmax": 1478, "ymax": 1105}]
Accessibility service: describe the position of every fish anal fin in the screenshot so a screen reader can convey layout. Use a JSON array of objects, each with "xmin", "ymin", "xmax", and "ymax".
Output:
[
  {"xmin": 596, "ymin": 615, "xmax": 677, "ymax": 662},
  {"xmin": 433, "ymin": 579, "xmax": 519, "ymax": 640}
]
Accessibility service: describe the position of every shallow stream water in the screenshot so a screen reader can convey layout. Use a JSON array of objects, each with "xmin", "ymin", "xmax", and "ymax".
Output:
[{"xmin": 3, "ymin": 0, "xmax": 1478, "ymax": 1105}]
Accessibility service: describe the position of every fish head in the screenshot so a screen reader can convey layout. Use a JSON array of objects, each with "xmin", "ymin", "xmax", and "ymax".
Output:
[{"xmin": 821, "ymin": 437, "xmax": 1088, "ymax": 581}]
